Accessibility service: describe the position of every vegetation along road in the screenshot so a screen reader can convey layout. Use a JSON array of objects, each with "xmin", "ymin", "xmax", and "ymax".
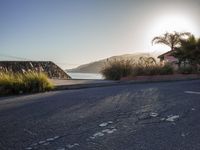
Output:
[{"xmin": 0, "ymin": 80, "xmax": 200, "ymax": 150}]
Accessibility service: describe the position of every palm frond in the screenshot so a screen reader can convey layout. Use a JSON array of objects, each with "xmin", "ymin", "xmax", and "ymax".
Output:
[{"xmin": 152, "ymin": 31, "xmax": 192, "ymax": 50}]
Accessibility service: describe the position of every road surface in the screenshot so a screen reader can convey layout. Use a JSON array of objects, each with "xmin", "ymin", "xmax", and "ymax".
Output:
[{"xmin": 0, "ymin": 80, "xmax": 200, "ymax": 150}]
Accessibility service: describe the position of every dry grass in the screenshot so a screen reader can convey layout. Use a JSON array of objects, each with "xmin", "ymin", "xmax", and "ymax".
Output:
[
  {"xmin": 101, "ymin": 59, "xmax": 134, "ymax": 80},
  {"xmin": 101, "ymin": 57, "xmax": 174, "ymax": 80},
  {"xmin": 0, "ymin": 71, "xmax": 54, "ymax": 95}
]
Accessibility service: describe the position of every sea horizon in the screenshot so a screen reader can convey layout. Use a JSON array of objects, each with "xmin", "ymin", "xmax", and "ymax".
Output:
[{"xmin": 67, "ymin": 72, "xmax": 103, "ymax": 80}]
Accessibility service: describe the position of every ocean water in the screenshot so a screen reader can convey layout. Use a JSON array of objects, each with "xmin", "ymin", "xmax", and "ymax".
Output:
[{"xmin": 67, "ymin": 72, "xmax": 103, "ymax": 79}]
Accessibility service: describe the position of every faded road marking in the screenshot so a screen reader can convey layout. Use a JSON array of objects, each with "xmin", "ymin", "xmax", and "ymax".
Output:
[
  {"xmin": 150, "ymin": 112, "xmax": 159, "ymax": 117},
  {"xmin": 26, "ymin": 135, "xmax": 60, "ymax": 149},
  {"xmin": 90, "ymin": 128, "xmax": 117, "ymax": 139},
  {"xmin": 90, "ymin": 132, "xmax": 105, "ymax": 139},
  {"xmin": 66, "ymin": 143, "xmax": 80, "ymax": 149},
  {"xmin": 184, "ymin": 91, "xmax": 200, "ymax": 95},
  {"xmin": 166, "ymin": 115, "xmax": 179, "ymax": 122},
  {"xmin": 102, "ymin": 128, "xmax": 117, "ymax": 134},
  {"xmin": 99, "ymin": 121, "xmax": 113, "ymax": 127}
]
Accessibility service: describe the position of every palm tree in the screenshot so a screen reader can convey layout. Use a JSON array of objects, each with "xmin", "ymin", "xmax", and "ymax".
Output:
[
  {"xmin": 152, "ymin": 31, "xmax": 191, "ymax": 50},
  {"xmin": 172, "ymin": 35, "xmax": 200, "ymax": 70}
]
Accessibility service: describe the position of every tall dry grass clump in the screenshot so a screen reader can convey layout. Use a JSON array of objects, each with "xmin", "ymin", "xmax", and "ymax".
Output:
[
  {"xmin": 132, "ymin": 57, "xmax": 174, "ymax": 76},
  {"xmin": 101, "ymin": 59, "xmax": 134, "ymax": 80},
  {"xmin": 0, "ymin": 71, "xmax": 54, "ymax": 95},
  {"xmin": 101, "ymin": 57, "xmax": 174, "ymax": 80}
]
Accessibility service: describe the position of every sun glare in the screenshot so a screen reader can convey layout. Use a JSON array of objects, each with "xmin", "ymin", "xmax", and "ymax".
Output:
[
  {"xmin": 147, "ymin": 13, "xmax": 199, "ymax": 52},
  {"xmin": 149, "ymin": 14, "xmax": 198, "ymax": 37}
]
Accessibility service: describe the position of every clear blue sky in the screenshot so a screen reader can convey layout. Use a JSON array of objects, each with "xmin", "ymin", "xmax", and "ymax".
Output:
[{"xmin": 0, "ymin": 0, "xmax": 200, "ymax": 69}]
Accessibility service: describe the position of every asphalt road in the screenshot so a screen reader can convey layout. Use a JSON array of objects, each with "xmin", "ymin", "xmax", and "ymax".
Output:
[{"xmin": 0, "ymin": 80, "xmax": 200, "ymax": 150}]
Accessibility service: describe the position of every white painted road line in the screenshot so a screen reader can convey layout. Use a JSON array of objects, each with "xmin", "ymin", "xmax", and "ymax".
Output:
[{"xmin": 184, "ymin": 91, "xmax": 200, "ymax": 95}]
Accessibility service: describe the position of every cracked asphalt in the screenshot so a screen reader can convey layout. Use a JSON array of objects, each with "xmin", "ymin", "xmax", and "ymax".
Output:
[{"xmin": 0, "ymin": 80, "xmax": 200, "ymax": 150}]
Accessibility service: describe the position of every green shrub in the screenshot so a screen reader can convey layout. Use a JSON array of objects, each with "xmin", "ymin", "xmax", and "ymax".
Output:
[
  {"xmin": 145, "ymin": 65, "xmax": 162, "ymax": 75},
  {"xmin": 0, "ymin": 71, "xmax": 54, "ymax": 95},
  {"xmin": 101, "ymin": 59, "xmax": 133, "ymax": 80},
  {"xmin": 178, "ymin": 66, "xmax": 195, "ymax": 74},
  {"xmin": 23, "ymin": 72, "xmax": 54, "ymax": 92},
  {"xmin": 132, "ymin": 64, "xmax": 174, "ymax": 76},
  {"xmin": 132, "ymin": 57, "xmax": 161, "ymax": 76},
  {"xmin": 160, "ymin": 64, "xmax": 174, "ymax": 75},
  {"xmin": 132, "ymin": 65, "xmax": 146, "ymax": 76}
]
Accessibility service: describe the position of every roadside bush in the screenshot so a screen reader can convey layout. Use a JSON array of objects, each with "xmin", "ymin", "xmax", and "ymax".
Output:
[
  {"xmin": 132, "ymin": 65, "xmax": 146, "ymax": 76},
  {"xmin": 101, "ymin": 59, "xmax": 133, "ymax": 80},
  {"xmin": 160, "ymin": 64, "xmax": 174, "ymax": 75},
  {"xmin": 178, "ymin": 66, "xmax": 195, "ymax": 74},
  {"xmin": 0, "ymin": 72, "xmax": 20, "ymax": 95},
  {"xmin": 132, "ymin": 64, "xmax": 174, "ymax": 76},
  {"xmin": 0, "ymin": 71, "xmax": 54, "ymax": 95},
  {"xmin": 145, "ymin": 65, "xmax": 162, "ymax": 75},
  {"xmin": 132, "ymin": 57, "xmax": 162, "ymax": 76},
  {"xmin": 23, "ymin": 72, "xmax": 54, "ymax": 93},
  {"xmin": 132, "ymin": 65, "xmax": 161, "ymax": 76},
  {"xmin": 101, "ymin": 57, "xmax": 174, "ymax": 80}
]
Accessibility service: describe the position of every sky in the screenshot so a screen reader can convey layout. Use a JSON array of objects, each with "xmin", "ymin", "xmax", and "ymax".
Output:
[{"xmin": 0, "ymin": 0, "xmax": 200, "ymax": 69}]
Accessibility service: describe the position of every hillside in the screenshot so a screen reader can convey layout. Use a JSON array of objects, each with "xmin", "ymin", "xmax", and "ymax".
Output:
[
  {"xmin": 66, "ymin": 53, "xmax": 158, "ymax": 73},
  {"xmin": 0, "ymin": 61, "xmax": 71, "ymax": 79}
]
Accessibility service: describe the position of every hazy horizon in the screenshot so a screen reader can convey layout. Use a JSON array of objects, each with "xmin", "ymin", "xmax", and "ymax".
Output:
[{"xmin": 1, "ymin": 0, "xmax": 200, "ymax": 69}]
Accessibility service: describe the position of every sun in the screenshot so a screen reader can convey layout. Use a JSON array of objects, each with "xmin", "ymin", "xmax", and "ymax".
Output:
[
  {"xmin": 147, "ymin": 13, "xmax": 198, "ymax": 51},
  {"xmin": 149, "ymin": 13, "xmax": 198, "ymax": 37}
]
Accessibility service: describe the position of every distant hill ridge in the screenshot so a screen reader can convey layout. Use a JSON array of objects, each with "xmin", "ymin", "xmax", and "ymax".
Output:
[{"xmin": 67, "ymin": 53, "xmax": 157, "ymax": 73}]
